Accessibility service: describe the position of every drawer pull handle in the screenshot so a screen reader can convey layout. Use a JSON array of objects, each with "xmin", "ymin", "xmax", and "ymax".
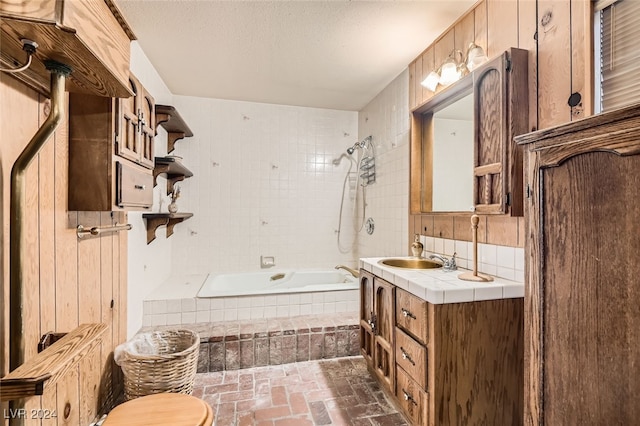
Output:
[
  {"xmin": 135, "ymin": 184, "xmax": 146, "ymax": 190},
  {"xmin": 400, "ymin": 347, "xmax": 415, "ymax": 366},
  {"xmin": 402, "ymin": 389, "xmax": 417, "ymax": 406},
  {"xmin": 401, "ymin": 308, "xmax": 416, "ymax": 319}
]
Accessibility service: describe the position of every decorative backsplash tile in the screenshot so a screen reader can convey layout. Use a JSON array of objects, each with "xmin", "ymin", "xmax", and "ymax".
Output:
[{"xmin": 419, "ymin": 236, "xmax": 525, "ymax": 282}]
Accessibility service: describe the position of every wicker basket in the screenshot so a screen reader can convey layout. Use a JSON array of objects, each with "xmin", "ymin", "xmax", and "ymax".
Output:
[{"xmin": 116, "ymin": 329, "xmax": 200, "ymax": 400}]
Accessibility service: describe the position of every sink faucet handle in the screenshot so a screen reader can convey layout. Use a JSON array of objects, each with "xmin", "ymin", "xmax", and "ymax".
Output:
[{"xmin": 448, "ymin": 252, "xmax": 457, "ymax": 270}]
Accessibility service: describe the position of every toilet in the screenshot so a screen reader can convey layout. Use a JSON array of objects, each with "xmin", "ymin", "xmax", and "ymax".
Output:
[{"xmin": 102, "ymin": 393, "xmax": 213, "ymax": 425}]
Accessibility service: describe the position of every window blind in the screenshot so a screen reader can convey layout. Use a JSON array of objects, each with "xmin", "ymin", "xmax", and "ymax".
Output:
[{"xmin": 598, "ymin": 0, "xmax": 640, "ymax": 111}]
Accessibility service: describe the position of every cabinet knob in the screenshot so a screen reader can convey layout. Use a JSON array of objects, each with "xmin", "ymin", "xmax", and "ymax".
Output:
[
  {"xmin": 135, "ymin": 184, "xmax": 146, "ymax": 190},
  {"xmin": 402, "ymin": 389, "xmax": 417, "ymax": 405},
  {"xmin": 401, "ymin": 308, "xmax": 416, "ymax": 319},
  {"xmin": 400, "ymin": 347, "xmax": 415, "ymax": 366}
]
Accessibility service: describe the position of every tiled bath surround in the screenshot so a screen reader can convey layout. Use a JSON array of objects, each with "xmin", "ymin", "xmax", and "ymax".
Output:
[
  {"xmin": 141, "ymin": 275, "xmax": 360, "ymax": 327},
  {"xmin": 167, "ymin": 96, "xmax": 360, "ymax": 275},
  {"xmin": 357, "ymin": 70, "xmax": 411, "ymax": 259},
  {"xmin": 143, "ymin": 291, "xmax": 360, "ymax": 327},
  {"xmin": 419, "ymin": 235, "xmax": 525, "ymax": 282}
]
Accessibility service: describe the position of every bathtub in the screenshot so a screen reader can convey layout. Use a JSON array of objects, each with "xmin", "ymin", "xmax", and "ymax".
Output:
[{"xmin": 197, "ymin": 269, "xmax": 358, "ymax": 298}]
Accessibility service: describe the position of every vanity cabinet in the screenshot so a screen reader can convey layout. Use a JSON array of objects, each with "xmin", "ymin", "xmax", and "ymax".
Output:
[
  {"xmin": 361, "ymin": 272, "xmax": 523, "ymax": 425},
  {"xmin": 359, "ymin": 270, "xmax": 395, "ymax": 393},
  {"xmin": 516, "ymin": 103, "xmax": 640, "ymax": 425},
  {"xmin": 68, "ymin": 74, "xmax": 154, "ymax": 211}
]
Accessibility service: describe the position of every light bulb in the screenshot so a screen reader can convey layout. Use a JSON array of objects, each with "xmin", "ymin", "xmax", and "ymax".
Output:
[{"xmin": 421, "ymin": 71, "xmax": 440, "ymax": 92}]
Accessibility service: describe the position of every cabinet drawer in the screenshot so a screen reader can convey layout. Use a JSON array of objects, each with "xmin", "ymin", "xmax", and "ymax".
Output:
[
  {"xmin": 395, "ymin": 327, "xmax": 427, "ymax": 389},
  {"xmin": 396, "ymin": 366, "xmax": 428, "ymax": 425},
  {"xmin": 396, "ymin": 288, "xmax": 428, "ymax": 345},
  {"xmin": 116, "ymin": 161, "xmax": 153, "ymax": 208}
]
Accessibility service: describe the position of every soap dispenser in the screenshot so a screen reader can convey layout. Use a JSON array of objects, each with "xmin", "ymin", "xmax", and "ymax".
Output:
[{"xmin": 411, "ymin": 234, "xmax": 424, "ymax": 258}]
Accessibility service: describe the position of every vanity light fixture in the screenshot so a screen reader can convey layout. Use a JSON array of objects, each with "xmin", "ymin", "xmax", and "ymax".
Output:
[{"xmin": 421, "ymin": 42, "xmax": 488, "ymax": 92}]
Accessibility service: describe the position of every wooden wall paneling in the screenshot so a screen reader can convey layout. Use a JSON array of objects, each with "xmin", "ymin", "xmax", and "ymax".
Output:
[
  {"xmin": 432, "ymin": 216, "xmax": 454, "ymax": 239},
  {"xmin": 99, "ymin": 212, "xmax": 115, "ymax": 413},
  {"xmin": 517, "ymin": 217, "xmax": 525, "ymax": 248},
  {"xmin": 118, "ymin": 211, "xmax": 128, "ymax": 342},
  {"xmin": 452, "ymin": 215, "xmax": 473, "ymax": 242},
  {"xmin": 109, "ymin": 211, "xmax": 127, "ymax": 402},
  {"xmin": 23, "ymin": 139, "xmax": 41, "ymax": 425},
  {"xmin": 421, "ymin": 48, "xmax": 435, "ymax": 105},
  {"xmin": 408, "ymin": 61, "xmax": 416, "ymax": 110},
  {"xmin": 431, "ymin": 28, "xmax": 455, "ymax": 99},
  {"xmin": 414, "ymin": 57, "xmax": 423, "ymax": 109},
  {"xmin": 570, "ymin": 0, "xmax": 593, "ymax": 120},
  {"xmin": 474, "ymin": 0, "xmax": 488, "ymax": 52},
  {"xmin": 38, "ymin": 99, "xmax": 57, "ymax": 426},
  {"xmin": 53, "ymin": 94, "xmax": 81, "ymax": 426},
  {"xmin": 519, "ymin": 0, "xmax": 540, "ymax": 133},
  {"xmin": 487, "ymin": 0, "xmax": 519, "ymax": 57},
  {"xmin": 0, "ymin": 77, "xmax": 40, "ymax": 384},
  {"xmin": 409, "ymin": 113, "xmax": 424, "ymax": 213},
  {"xmin": 77, "ymin": 211, "xmax": 102, "ymax": 424},
  {"xmin": 454, "ymin": 11, "xmax": 475, "ymax": 55},
  {"xmin": 434, "ymin": 31, "xmax": 455, "ymax": 80},
  {"xmin": 485, "ymin": 215, "xmax": 519, "ymax": 246},
  {"xmin": 537, "ymin": 0, "xmax": 572, "ymax": 128},
  {"xmin": 420, "ymin": 215, "xmax": 434, "ymax": 237}
]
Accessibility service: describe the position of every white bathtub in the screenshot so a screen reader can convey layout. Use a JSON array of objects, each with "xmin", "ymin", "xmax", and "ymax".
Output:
[{"xmin": 197, "ymin": 269, "xmax": 358, "ymax": 298}]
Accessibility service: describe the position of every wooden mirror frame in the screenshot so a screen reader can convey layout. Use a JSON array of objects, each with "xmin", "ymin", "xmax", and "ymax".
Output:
[{"xmin": 410, "ymin": 48, "xmax": 528, "ymax": 217}]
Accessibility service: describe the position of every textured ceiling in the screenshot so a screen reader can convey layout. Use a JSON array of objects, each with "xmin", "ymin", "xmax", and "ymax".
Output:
[{"xmin": 115, "ymin": 1, "xmax": 475, "ymax": 111}]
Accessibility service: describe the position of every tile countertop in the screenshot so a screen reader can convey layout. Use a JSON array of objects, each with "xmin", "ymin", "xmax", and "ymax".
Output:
[{"xmin": 360, "ymin": 257, "xmax": 524, "ymax": 304}]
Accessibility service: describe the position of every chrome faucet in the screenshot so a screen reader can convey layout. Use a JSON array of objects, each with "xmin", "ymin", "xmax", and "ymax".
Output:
[
  {"xmin": 335, "ymin": 265, "xmax": 359, "ymax": 278},
  {"xmin": 429, "ymin": 253, "xmax": 457, "ymax": 271}
]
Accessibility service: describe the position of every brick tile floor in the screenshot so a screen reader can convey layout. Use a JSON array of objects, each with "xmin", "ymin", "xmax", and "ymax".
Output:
[{"xmin": 193, "ymin": 356, "xmax": 409, "ymax": 426}]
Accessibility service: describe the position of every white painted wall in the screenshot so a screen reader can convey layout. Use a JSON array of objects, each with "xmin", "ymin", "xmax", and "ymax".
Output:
[
  {"xmin": 357, "ymin": 70, "xmax": 410, "ymax": 258},
  {"xmin": 127, "ymin": 42, "xmax": 175, "ymax": 338}
]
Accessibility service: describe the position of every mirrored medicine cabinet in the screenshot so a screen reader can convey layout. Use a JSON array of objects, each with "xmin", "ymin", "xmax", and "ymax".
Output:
[{"xmin": 410, "ymin": 47, "xmax": 529, "ymax": 217}]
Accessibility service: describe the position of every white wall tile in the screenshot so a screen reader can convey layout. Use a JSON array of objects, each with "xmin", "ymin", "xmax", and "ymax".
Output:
[
  {"xmin": 166, "ymin": 313, "xmax": 182, "ymax": 325},
  {"xmin": 196, "ymin": 298, "xmax": 210, "ymax": 311},
  {"xmin": 181, "ymin": 298, "xmax": 196, "ymax": 312},
  {"xmin": 181, "ymin": 312, "xmax": 196, "ymax": 324},
  {"xmin": 196, "ymin": 310, "xmax": 210, "ymax": 323},
  {"xmin": 166, "ymin": 299, "xmax": 182, "ymax": 313},
  {"xmin": 496, "ymin": 246, "xmax": 515, "ymax": 269}
]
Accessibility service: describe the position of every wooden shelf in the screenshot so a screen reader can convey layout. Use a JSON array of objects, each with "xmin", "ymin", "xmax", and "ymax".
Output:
[
  {"xmin": 0, "ymin": 323, "xmax": 107, "ymax": 401},
  {"xmin": 153, "ymin": 156, "xmax": 194, "ymax": 195},
  {"xmin": 142, "ymin": 212, "xmax": 193, "ymax": 244},
  {"xmin": 0, "ymin": 1, "xmax": 135, "ymax": 98},
  {"xmin": 155, "ymin": 105, "xmax": 194, "ymax": 153}
]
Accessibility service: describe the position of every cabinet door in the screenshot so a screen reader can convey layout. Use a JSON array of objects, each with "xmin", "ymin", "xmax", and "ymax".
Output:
[
  {"xmin": 138, "ymin": 84, "xmax": 155, "ymax": 169},
  {"xmin": 359, "ymin": 270, "xmax": 374, "ymax": 365},
  {"xmin": 519, "ymin": 105, "xmax": 640, "ymax": 425},
  {"xmin": 116, "ymin": 76, "xmax": 140, "ymax": 164},
  {"xmin": 373, "ymin": 277, "xmax": 395, "ymax": 390},
  {"xmin": 474, "ymin": 48, "xmax": 528, "ymax": 215}
]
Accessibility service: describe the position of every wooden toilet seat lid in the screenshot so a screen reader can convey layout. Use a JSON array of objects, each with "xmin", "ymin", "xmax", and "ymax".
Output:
[{"xmin": 103, "ymin": 393, "xmax": 212, "ymax": 426}]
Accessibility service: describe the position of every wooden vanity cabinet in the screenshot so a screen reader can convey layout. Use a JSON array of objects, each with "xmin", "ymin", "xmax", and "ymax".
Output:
[
  {"xmin": 516, "ymin": 104, "xmax": 640, "ymax": 425},
  {"xmin": 359, "ymin": 270, "xmax": 395, "ymax": 393},
  {"xmin": 362, "ymin": 276, "xmax": 524, "ymax": 425},
  {"xmin": 68, "ymin": 74, "xmax": 154, "ymax": 211}
]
